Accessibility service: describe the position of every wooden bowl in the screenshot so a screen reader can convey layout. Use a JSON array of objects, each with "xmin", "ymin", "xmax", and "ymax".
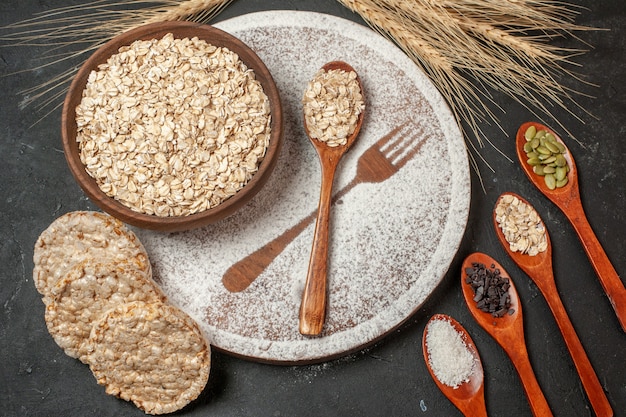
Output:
[{"xmin": 61, "ymin": 21, "xmax": 283, "ymax": 232}]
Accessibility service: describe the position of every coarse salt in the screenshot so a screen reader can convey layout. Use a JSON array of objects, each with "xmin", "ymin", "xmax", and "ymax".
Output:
[{"xmin": 425, "ymin": 318, "xmax": 475, "ymax": 388}]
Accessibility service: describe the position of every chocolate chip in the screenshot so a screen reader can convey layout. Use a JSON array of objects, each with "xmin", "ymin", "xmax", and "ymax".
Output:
[{"xmin": 465, "ymin": 262, "xmax": 514, "ymax": 317}]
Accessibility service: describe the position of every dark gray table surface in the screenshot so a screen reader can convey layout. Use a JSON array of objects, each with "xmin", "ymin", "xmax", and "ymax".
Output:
[{"xmin": 1, "ymin": 0, "xmax": 624, "ymax": 416}]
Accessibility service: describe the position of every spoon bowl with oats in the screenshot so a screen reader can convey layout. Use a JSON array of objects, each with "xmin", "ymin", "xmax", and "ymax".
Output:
[
  {"xmin": 299, "ymin": 61, "xmax": 365, "ymax": 336},
  {"xmin": 493, "ymin": 192, "xmax": 613, "ymax": 417},
  {"xmin": 516, "ymin": 122, "xmax": 626, "ymax": 332}
]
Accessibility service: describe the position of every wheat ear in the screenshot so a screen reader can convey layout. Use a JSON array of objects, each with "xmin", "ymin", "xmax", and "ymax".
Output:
[
  {"xmin": 337, "ymin": 0, "xmax": 595, "ymax": 174},
  {"xmin": 1, "ymin": 0, "xmax": 233, "ymax": 117}
]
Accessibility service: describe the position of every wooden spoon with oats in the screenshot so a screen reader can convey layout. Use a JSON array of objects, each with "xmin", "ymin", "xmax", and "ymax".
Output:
[
  {"xmin": 493, "ymin": 192, "xmax": 613, "ymax": 417},
  {"xmin": 299, "ymin": 61, "xmax": 365, "ymax": 336}
]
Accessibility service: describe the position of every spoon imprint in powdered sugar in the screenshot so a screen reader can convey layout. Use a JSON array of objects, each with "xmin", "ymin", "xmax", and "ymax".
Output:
[{"xmin": 221, "ymin": 121, "xmax": 426, "ymax": 294}]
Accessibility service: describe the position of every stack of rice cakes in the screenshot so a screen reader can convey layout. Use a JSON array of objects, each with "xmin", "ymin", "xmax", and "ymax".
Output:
[{"xmin": 33, "ymin": 211, "xmax": 211, "ymax": 415}]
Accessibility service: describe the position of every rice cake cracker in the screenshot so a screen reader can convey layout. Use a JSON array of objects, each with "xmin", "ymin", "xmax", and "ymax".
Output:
[
  {"xmin": 85, "ymin": 301, "xmax": 211, "ymax": 415},
  {"xmin": 45, "ymin": 258, "xmax": 166, "ymax": 362},
  {"xmin": 33, "ymin": 211, "xmax": 151, "ymax": 302}
]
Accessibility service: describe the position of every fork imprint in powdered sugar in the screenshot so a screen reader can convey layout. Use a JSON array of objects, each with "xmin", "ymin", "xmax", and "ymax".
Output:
[{"xmin": 221, "ymin": 121, "xmax": 429, "ymax": 292}]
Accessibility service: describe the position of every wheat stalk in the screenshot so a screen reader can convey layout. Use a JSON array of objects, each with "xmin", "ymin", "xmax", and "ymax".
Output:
[
  {"xmin": 1, "ymin": 0, "xmax": 232, "ymax": 115},
  {"xmin": 2, "ymin": 0, "xmax": 596, "ymax": 180},
  {"xmin": 337, "ymin": 0, "xmax": 595, "ymax": 179}
]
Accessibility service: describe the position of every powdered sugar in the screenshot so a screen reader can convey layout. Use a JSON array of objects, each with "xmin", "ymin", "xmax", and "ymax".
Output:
[{"xmin": 135, "ymin": 11, "xmax": 470, "ymax": 363}]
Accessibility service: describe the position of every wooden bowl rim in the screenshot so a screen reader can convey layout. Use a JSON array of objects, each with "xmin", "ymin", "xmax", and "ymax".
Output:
[{"xmin": 61, "ymin": 21, "xmax": 283, "ymax": 232}]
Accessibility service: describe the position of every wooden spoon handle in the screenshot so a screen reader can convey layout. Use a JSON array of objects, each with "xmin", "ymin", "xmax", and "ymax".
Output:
[
  {"xmin": 541, "ymin": 284, "xmax": 613, "ymax": 417},
  {"xmin": 461, "ymin": 389, "xmax": 489, "ymax": 417},
  {"xmin": 503, "ymin": 346, "xmax": 553, "ymax": 417},
  {"xmin": 299, "ymin": 161, "xmax": 337, "ymax": 335},
  {"xmin": 561, "ymin": 198, "xmax": 626, "ymax": 332}
]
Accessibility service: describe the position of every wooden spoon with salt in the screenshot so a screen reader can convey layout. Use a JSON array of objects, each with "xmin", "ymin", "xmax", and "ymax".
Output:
[
  {"xmin": 493, "ymin": 192, "xmax": 613, "ymax": 417},
  {"xmin": 299, "ymin": 61, "xmax": 364, "ymax": 336},
  {"xmin": 462, "ymin": 252, "xmax": 553, "ymax": 417},
  {"xmin": 516, "ymin": 121, "xmax": 626, "ymax": 332},
  {"xmin": 422, "ymin": 314, "xmax": 487, "ymax": 417}
]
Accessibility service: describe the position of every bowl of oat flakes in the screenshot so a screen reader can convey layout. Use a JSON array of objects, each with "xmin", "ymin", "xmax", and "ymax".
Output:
[{"xmin": 61, "ymin": 21, "xmax": 283, "ymax": 232}]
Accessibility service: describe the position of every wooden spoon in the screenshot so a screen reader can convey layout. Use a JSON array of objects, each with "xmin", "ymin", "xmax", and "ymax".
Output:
[
  {"xmin": 461, "ymin": 252, "xmax": 553, "ymax": 417},
  {"xmin": 299, "ymin": 61, "xmax": 365, "ymax": 335},
  {"xmin": 493, "ymin": 192, "xmax": 613, "ymax": 417},
  {"xmin": 422, "ymin": 314, "xmax": 487, "ymax": 417},
  {"xmin": 516, "ymin": 122, "xmax": 626, "ymax": 332}
]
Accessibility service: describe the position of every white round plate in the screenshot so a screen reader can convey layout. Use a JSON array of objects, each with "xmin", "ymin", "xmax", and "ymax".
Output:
[{"xmin": 136, "ymin": 10, "xmax": 471, "ymax": 364}]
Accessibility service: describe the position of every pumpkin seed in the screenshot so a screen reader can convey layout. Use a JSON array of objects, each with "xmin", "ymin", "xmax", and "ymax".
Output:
[
  {"xmin": 537, "ymin": 146, "xmax": 552, "ymax": 155},
  {"xmin": 525, "ymin": 125, "xmax": 537, "ymax": 141},
  {"xmin": 543, "ymin": 155, "xmax": 557, "ymax": 164},
  {"xmin": 545, "ymin": 141, "xmax": 560, "ymax": 153},
  {"xmin": 555, "ymin": 154, "xmax": 567, "ymax": 167},
  {"xmin": 545, "ymin": 173, "xmax": 556, "ymax": 190},
  {"xmin": 530, "ymin": 138, "xmax": 540, "ymax": 149},
  {"xmin": 524, "ymin": 141, "xmax": 534, "ymax": 153},
  {"xmin": 555, "ymin": 166, "xmax": 567, "ymax": 181},
  {"xmin": 556, "ymin": 177, "xmax": 569, "ymax": 188}
]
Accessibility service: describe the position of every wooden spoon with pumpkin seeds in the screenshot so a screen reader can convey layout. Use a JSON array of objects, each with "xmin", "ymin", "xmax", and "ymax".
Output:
[{"xmin": 516, "ymin": 121, "xmax": 626, "ymax": 333}]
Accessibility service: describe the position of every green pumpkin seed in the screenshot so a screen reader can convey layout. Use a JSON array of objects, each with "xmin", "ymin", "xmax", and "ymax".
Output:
[
  {"xmin": 545, "ymin": 141, "xmax": 560, "ymax": 153},
  {"xmin": 545, "ymin": 173, "xmax": 556, "ymax": 190},
  {"xmin": 537, "ymin": 146, "xmax": 552, "ymax": 155},
  {"xmin": 545, "ymin": 133, "xmax": 555, "ymax": 143},
  {"xmin": 543, "ymin": 166, "xmax": 556, "ymax": 174},
  {"xmin": 543, "ymin": 155, "xmax": 557, "ymax": 164},
  {"xmin": 556, "ymin": 177, "xmax": 569, "ymax": 188},
  {"xmin": 530, "ymin": 138, "xmax": 540, "ymax": 149},
  {"xmin": 555, "ymin": 154, "xmax": 567, "ymax": 167},
  {"xmin": 555, "ymin": 166, "xmax": 567, "ymax": 181},
  {"xmin": 525, "ymin": 125, "xmax": 537, "ymax": 141},
  {"xmin": 533, "ymin": 165, "xmax": 545, "ymax": 176},
  {"xmin": 524, "ymin": 142, "xmax": 534, "ymax": 153},
  {"xmin": 555, "ymin": 142, "xmax": 566, "ymax": 153},
  {"xmin": 527, "ymin": 157, "xmax": 541, "ymax": 166},
  {"xmin": 535, "ymin": 130, "xmax": 547, "ymax": 139}
]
